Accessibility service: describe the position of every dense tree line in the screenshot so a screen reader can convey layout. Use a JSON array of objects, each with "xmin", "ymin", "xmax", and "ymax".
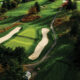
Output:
[
  {"xmin": 68, "ymin": 11, "xmax": 80, "ymax": 68},
  {"xmin": 63, "ymin": 0, "xmax": 77, "ymax": 10},
  {"xmin": 0, "ymin": 0, "xmax": 32, "ymax": 16},
  {"xmin": 0, "ymin": 45, "xmax": 27, "ymax": 80}
]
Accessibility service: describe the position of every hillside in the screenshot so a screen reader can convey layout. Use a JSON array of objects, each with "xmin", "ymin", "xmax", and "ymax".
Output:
[{"xmin": 0, "ymin": 0, "xmax": 80, "ymax": 80}]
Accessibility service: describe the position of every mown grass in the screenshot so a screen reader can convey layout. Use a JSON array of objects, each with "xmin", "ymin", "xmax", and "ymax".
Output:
[
  {"xmin": 4, "ymin": 26, "xmax": 39, "ymax": 53},
  {"xmin": 34, "ymin": 1, "xmax": 80, "ymax": 80},
  {"xmin": 1, "ymin": 0, "xmax": 80, "ymax": 80},
  {"xmin": 1, "ymin": 0, "xmax": 62, "ymax": 56}
]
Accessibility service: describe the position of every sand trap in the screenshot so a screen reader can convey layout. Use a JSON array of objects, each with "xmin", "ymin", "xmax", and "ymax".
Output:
[
  {"xmin": 28, "ymin": 28, "xmax": 50, "ymax": 60},
  {"xmin": 0, "ymin": 27, "xmax": 21, "ymax": 44}
]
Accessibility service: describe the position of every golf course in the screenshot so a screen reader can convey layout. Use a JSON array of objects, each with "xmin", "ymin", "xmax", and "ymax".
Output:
[{"xmin": 0, "ymin": 0, "xmax": 80, "ymax": 80}]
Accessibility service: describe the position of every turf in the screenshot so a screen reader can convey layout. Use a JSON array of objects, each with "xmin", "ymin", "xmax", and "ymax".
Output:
[
  {"xmin": 0, "ymin": 0, "xmax": 80, "ymax": 80},
  {"xmin": 1, "ymin": 0, "xmax": 62, "ymax": 53}
]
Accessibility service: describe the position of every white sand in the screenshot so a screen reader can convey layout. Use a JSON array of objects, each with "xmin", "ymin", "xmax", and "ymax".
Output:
[
  {"xmin": 0, "ymin": 27, "xmax": 21, "ymax": 44},
  {"xmin": 28, "ymin": 28, "xmax": 50, "ymax": 60}
]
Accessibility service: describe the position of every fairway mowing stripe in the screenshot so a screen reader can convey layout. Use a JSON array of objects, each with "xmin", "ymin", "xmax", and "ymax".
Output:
[
  {"xmin": 13, "ymin": 39, "xmax": 33, "ymax": 45},
  {"xmin": 19, "ymin": 28, "xmax": 36, "ymax": 35}
]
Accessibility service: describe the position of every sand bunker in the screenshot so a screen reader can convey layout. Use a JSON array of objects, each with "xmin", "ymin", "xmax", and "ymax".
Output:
[
  {"xmin": 28, "ymin": 28, "xmax": 50, "ymax": 60},
  {"xmin": 0, "ymin": 27, "xmax": 21, "ymax": 44}
]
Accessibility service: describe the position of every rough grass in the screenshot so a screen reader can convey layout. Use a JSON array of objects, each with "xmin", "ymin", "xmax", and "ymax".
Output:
[
  {"xmin": 1, "ymin": 0, "xmax": 62, "ymax": 54},
  {"xmin": 1, "ymin": 0, "xmax": 80, "ymax": 80}
]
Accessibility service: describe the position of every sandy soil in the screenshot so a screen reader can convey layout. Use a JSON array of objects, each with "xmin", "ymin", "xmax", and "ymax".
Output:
[
  {"xmin": 28, "ymin": 28, "xmax": 50, "ymax": 60},
  {"xmin": 0, "ymin": 27, "xmax": 21, "ymax": 44}
]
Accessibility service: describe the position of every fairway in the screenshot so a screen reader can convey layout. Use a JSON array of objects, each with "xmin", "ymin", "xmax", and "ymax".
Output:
[
  {"xmin": 4, "ymin": 26, "xmax": 39, "ymax": 52},
  {"xmin": 2, "ymin": 0, "xmax": 62, "ymax": 52}
]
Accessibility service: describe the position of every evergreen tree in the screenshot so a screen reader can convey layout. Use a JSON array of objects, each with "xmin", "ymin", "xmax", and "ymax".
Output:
[
  {"xmin": 35, "ymin": 2, "xmax": 40, "ymax": 12},
  {"xmin": 49, "ymin": 0, "xmax": 55, "ymax": 2},
  {"xmin": 2, "ymin": 1, "xmax": 7, "ymax": 8}
]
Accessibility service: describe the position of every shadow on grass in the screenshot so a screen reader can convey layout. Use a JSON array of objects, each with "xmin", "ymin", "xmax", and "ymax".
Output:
[
  {"xmin": 0, "ymin": 15, "xmax": 25, "ymax": 24},
  {"xmin": 16, "ymin": 35, "xmax": 37, "ymax": 41},
  {"xmin": 29, "ymin": 14, "xmax": 56, "ymax": 26}
]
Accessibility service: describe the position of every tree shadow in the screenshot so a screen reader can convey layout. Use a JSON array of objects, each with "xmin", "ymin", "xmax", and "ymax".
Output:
[
  {"xmin": 0, "ymin": 14, "xmax": 25, "ymax": 24},
  {"xmin": 16, "ymin": 35, "xmax": 37, "ymax": 41},
  {"xmin": 29, "ymin": 14, "xmax": 56, "ymax": 26}
]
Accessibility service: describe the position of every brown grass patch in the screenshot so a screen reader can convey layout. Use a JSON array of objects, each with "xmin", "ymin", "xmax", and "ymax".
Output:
[
  {"xmin": 21, "ymin": 14, "xmax": 41, "ymax": 22},
  {"xmin": 0, "ymin": 22, "xmax": 22, "ymax": 33},
  {"xmin": 54, "ymin": 16, "xmax": 70, "ymax": 27}
]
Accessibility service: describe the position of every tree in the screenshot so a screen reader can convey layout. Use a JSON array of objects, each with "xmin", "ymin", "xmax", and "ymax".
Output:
[
  {"xmin": 13, "ymin": 47, "xmax": 27, "ymax": 64},
  {"xmin": 10, "ymin": 1, "xmax": 17, "ymax": 8},
  {"xmin": 69, "ymin": 11, "xmax": 80, "ymax": 37},
  {"xmin": 49, "ymin": 0, "xmax": 55, "ymax": 2},
  {"xmin": 72, "ymin": 1, "xmax": 77, "ymax": 10},
  {"xmin": 2, "ymin": 1, "xmax": 7, "ymax": 9},
  {"xmin": 35, "ymin": 2, "xmax": 40, "ymax": 12},
  {"xmin": 14, "ymin": 0, "xmax": 22, "ymax": 4},
  {"xmin": 69, "ymin": 20, "xmax": 79, "ymax": 37},
  {"xmin": 66, "ymin": 0, "xmax": 73, "ymax": 10},
  {"xmin": 0, "ymin": 46, "xmax": 26, "ymax": 80},
  {"xmin": 22, "ymin": 0, "xmax": 30, "ymax": 3},
  {"xmin": 73, "ymin": 36, "xmax": 80, "ymax": 68}
]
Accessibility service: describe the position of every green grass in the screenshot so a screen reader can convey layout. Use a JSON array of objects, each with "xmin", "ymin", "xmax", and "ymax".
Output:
[
  {"xmin": 0, "ymin": 0, "xmax": 62, "ymax": 54},
  {"xmin": 4, "ymin": 26, "xmax": 40, "ymax": 53},
  {"xmin": 0, "ymin": 0, "xmax": 80, "ymax": 80}
]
